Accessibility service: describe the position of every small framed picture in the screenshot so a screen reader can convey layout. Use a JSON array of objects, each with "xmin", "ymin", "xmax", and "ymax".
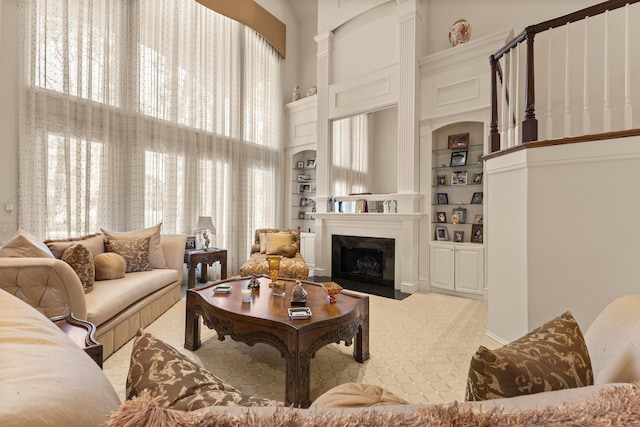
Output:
[
  {"xmin": 474, "ymin": 214, "xmax": 483, "ymax": 224},
  {"xmin": 298, "ymin": 211, "xmax": 306, "ymax": 219},
  {"xmin": 471, "ymin": 192, "xmax": 483, "ymax": 204},
  {"xmin": 306, "ymin": 159, "xmax": 316, "ymax": 168},
  {"xmin": 355, "ymin": 199, "xmax": 368, "ymax": 213},
  {"xmin": 472, "ymin": 171, "xmax": 483, "ymax": 184},
  {"xmin": 300, "ymin": 197, "xmax": 309, "ymax": 206},
  {"xmin": 452, "ymin": 207, "xmax": 467, "ymax": 224},
  {"xmin": 451, "ymin": 170, "xmax": 468, "ymax": 185},
  {"xmin": 454, "ymin": 231, "xmax": 465, "ymax": 243},
  {"xmin": 448, "ymin": 132, "xmax": 469, "ymax": 149},
  {"xmin": 296, "ymin": 161, "xmax": 304, "ymax": 169},
  {"xmin": 436, "ymin": 175, "xmax": 447, "ymax": 186},
  {"xmin": 436, "ymin": 226, "xmax": 449, "ymax": 241},
  {"xmin": 450, "ymin": 150, "xmax": 468, "ymax": 167},
  {"xmin": 436, "ymin": 212, "xmax": 447, "ymax": 223},
  {"xmin": 437, "ymin": 193, "xmax": 449, "ymax": 205},
  {"xmin": 471, "ymin": 224, "xmax": 483, "ymax": 243},
  {"xmin": 185, "ymin": 236, "xmax": 196, "ymax": 250},
  {"xmin": 297, "ymin": 174, "xmax": 309, "ymax": 182}
]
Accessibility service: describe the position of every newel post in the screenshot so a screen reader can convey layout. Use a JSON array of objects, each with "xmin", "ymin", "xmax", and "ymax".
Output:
[
  {"xmin": 522, "ymin": 28, "xmax": 538, "ymax": 142},
  {"xmin": 489, "ymin": 55, "xmax": 500, "ymax": 153}
]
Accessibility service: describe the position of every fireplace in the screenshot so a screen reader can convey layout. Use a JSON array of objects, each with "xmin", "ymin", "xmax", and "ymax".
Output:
[{"xmin": 331, "ymin": 235, "xmax": 395, "ymax": 288}]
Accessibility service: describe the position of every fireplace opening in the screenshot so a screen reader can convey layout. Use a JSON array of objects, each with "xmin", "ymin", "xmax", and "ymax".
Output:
[{"xmin": 332, "ymin": 235, "xmax": 394, "ymax": 288}]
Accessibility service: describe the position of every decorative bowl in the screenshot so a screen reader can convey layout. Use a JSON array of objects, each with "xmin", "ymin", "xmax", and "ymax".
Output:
[{"xmin": 321, "ymin": 281, "xmax": 343, "ymax": 304}]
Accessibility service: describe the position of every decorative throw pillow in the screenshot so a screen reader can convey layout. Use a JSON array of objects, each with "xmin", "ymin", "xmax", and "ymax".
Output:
[
  {"xmin": 61, "ymin": 244, "xmax": 95, "ymax": 293},
  {"xmin": 277, "ymin": 244, "xmax": 298, "ymax": 258},
  {"xmin": 101, "ymin": 223, "xmax": 166, "ymax": 269},
  {"xmin": 104, "ymin": 238, "xmax": 152, "ymax": 273},
  {"xmin": 0, "ymin": 229, "xmax": 54, "ymax": 258},
  {"xmin": 94, "ymin": 252, "xmax": 126, "ymax": 280},
  {"xmin": 45, "ymin": 233, "xmax": 105, "ymax": 258},
  {"xmin": 127, "ymin": 330, "xmax": 278, "ymax": 411},
  {"xmin": 465, "ymin": 311, "xmax": 593, "ymax": 401},
  {"xmin": 259, "ymin": 233, "xmax": 267, "ymax": 253},
  {"xmin": 265, "ymin": 233, "xmax": 292, "ymax": 255}
]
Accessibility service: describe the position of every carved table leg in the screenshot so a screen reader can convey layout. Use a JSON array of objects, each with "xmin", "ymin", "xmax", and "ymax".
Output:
[
  {"xmin": 184, "ymin": 302, "xmax": 201, "ymax": 351},
  {"xmin": 200, "ymin": 263, "xmax": 208, "ymax": 283},
  {"xmin": 187, "ymin": 265, "xmax": 196, "ymax": 289},
  {"xmin": 285, "ymin": 349, "xmax": 312, "ymax": 408},
  {"xmin": 353, "ymin": 301, "xmax": 370, "ymax": 363}
]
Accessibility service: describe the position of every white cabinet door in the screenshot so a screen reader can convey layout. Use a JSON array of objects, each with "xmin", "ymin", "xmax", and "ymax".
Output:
[
  {"xmin": 430, "ymin": 243, "xmax": 455, "ymax": 290},
  {"xmin": 455, "ymin": 245, "xmax": 484, "ymax": 294},
  {"xmin": 300, "ymin": 232, "xmax": 315, "ymax": 268}
]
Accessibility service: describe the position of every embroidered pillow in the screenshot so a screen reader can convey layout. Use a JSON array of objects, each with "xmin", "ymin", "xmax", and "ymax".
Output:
[
  {"xmin": 61, "ymin": 243, "xmax": 95, "ymax": 293},
  {"xmin": 104, "ymin": 238, "xmax": 152, "ymax": 273},
  {"xmin": 0, "ymin": 230, "xmax": 54, "ymax": 258},
  {"xmin": 465, "ymin": 311, "xmax": 593, "ymax": 401},
  {"xmin": 101, "ymin": 223, "xmax": 166, "ymax": 269},
  {"xmin": 94, "ymin": 252, "xmax": 126, "ymax": 280},
  {"xmin": 265, "ymin": 233, "xmax": 292, "ymax": 255}
]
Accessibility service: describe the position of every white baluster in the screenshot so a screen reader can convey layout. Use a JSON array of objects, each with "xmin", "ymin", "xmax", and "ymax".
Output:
[
  {"xmin": 583, "ymin": 16, "xmax": 590, "ymax": 134},
  {"xmin": 514, "ymin": 43, "xmax": 520, "ymax": 145},
  {"xmin": 603, "ymin": 10, "xmax": 611, "ymax": 132},
  {"xmin": 501, "ymin": 56, "xmax": 508, "ymax": 146},
  {"xmin": 624, "ymin": 3, "xmax": 633, "ymax": 129},
  {"xmin": 546, "ymin": 28, "xmax": 553, "ymax": 140},
  {"xmin": 564, "ymin": 22, "xmax": 572, "ymax": 137},
  {"xmin": 508, "ymin": 48, "xmax": 515, "ymax": 147}
]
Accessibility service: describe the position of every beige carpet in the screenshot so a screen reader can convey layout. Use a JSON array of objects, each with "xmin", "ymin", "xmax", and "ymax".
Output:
[{"xmin": 103, "ymin": 291, "xmax": 500, "ymax": 405}]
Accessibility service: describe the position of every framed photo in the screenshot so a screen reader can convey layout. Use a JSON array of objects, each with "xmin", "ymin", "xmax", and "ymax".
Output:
[
  {"xmin": 437, "ymin": 193, "xmax": 449, "ymax": 205},
  {"xmin": 471, "ymin": 224, "xmax": 484, "ymax": 243},
  {"xmin": 452, "ymin": 207, "xmax": 467, "ymax": 224},
  {"xmin": 296, "ymin": 161, "xmax": 304, "ymax": 169},
  {"xmin": 355, "ymin": 199, "xmax": 368, "ymax": 213},
  {"xmin": 436, "ymin": 175, "xmax": 447, "ymax": 186},
  {"xmin": 297, "ymin": 174, "xmax": 309, "ymax": 182},
  {"xmin": 306, "ymin": 159, "xmax": 316, "ymax": 168},
  {"xmin": 185, "ymin": 236, "xmax": 196, "ymax": 250},
  {"xmin": 436, "ymin": 212, "xmax": 447, "ymax": 223},
  {"xmin": 474, "ymin": 214, "xmax": 483, "ymax": 224},
  {"xmin": 298, "ymin": 211, "xmax": 306, "ymax": 219},
  {"xmin": 450, "ymin": 150, "xmax": 468, "ymax": 167},
  {"xmin": 471, "ymin": 192, "xmax": 483, "ymax": 204},
  {"xmin": 448, "ymin": 132, "xmax": 469, "ymax": 149},
  {"xmin": 472, "ymin": 171, "xmax": 483, "ymax": 184},
  {"xmin": 436, "ymin": 226, "xmax": 449, "ymax": 241},
  {"xmin": 454, "ymin": 231, "xmax": 465, "ymax": 243},
  {"xmin": 451, "ymin": 170, "xmax": 468, "ymax": 185},
  {"xmin": 300, "ymin": 197, "xmax": 309, "ymax": 206}
]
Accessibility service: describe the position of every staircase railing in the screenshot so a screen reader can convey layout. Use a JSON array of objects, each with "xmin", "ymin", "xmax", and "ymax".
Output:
[{"xmin": 489, "ymin": 0, "xmax": 640, "ymax": 153}]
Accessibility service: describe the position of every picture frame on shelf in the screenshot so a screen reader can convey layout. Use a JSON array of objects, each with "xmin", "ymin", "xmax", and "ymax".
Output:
[
  {"xmin": 436, "ymin": 212, "xmax": 447, "ymax": 223},
  {"xmin": 306, "ymin": 159, "xmax": 316, "ymax": 168},
  {"xmin": 436, "ymin": 226, "xmax": 449, "ymax": 241},
  {"xmin": 436, "ymin": 175, "xmax": 447, "ymax": 186},
  {"xmin": 452, "ymin": 207, "xmax": 467, "ymax": 223},
  {"xmin": 454, "ymin": 231, "xmax": 465, "ymax": 243},
  {"xmin": 437, "ymin": 193, "xmax": 449, "ymax": 205},
  {"xmin": 300, "ymin": 197, "xmax": 309, "ymax": 206},
  {"xmin": 472, "ymin": 171, "xmax": 483, "ymax": 184},
  {"xmin": 297, "ymin": 174, "xmax": 309, "ymax": 182},
  {"xmin": 296, "ymin": 161, "xmax": 304, "ymax": 169},
  {"xmin": 471, "ymin": 192, "xmax": 483, "ymax": 204},
  {"xmin": 355, "ymin": 199, "xmax": 368, "ymax": 213},
  {"xmin": 471, "ymin": 224, "xmax": 483, "ymax": 243},
  {"xmin": 185, "ymin": 236, "xmax": 196, "ymax": 250},
  {"xmin": 474, "ymin": 214, "xmax": 483, "ymax": 224},
  {"xmin": 448, "ymin": 132, "xmax": 470, "ymax": 149},
  {"xmin": 450, "ymin": 150, "xmax": 468, "ymax": 167},
  {"xmin": 451, "ymin": 170, "xmax": 468, "ymax": 185},
  {"xmin": 298, "ymin": 211, "xmax": 306, "ymax": 219}
]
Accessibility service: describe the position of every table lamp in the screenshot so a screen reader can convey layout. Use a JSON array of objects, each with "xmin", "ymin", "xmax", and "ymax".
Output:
[{"xmin": 194, "ymin": 216, "xmax": 216, "ymax": 250}]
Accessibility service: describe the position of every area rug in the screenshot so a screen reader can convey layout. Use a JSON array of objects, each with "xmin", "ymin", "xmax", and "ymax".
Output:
[{"xmin": 103, "ymin": 292, "xmax": 500, "ymax": 405}]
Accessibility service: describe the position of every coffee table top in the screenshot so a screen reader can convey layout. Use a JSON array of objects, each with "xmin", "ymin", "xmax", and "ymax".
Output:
[{"xmin": 188, "ymin": 276, "xmax": 367, "ymax": 329}]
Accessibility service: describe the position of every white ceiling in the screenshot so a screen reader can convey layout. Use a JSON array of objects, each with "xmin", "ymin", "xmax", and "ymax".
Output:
[{"xmin": 287, "ymin": 0, "xmax": 318, "ymax": 22}]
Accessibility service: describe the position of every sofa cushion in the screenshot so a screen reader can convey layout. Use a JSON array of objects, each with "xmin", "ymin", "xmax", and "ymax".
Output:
[
  {"xmin": 0, "ymin": 230, "xmax": 54, "ymax": 258},
  {"xmin": 44, "ymin": 233, "xmax": 105, "ymax": 258},
  {"xmin": 265, "ymin": 233, "xmax": 292, "ymax": 255},
  {"xmin": 94, "ymin": 252, "xmax": 126, "ymax": 280},
  {"xmin": 127, "ymin": 330, "xmax": 278, "ymax": 411},
  {"xmin": 465, "ymin": 311, "xmax": 593, "ymax": 401},
  {"xmin": 104, "ymin": 238, "xmax": 152, "ymax": 273},
  {"xmin": 61, "ymin": 244, "xmax": 95, "ymax": 293},
  {"xmin": 101, "ymin": 223, "xmax": 167, "ymax": 269},
  {"xmin": 311, "ymin": 383, "xmax": 410, "ymax": 408}
]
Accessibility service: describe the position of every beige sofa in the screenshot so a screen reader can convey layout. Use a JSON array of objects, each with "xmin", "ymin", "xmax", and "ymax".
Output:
[
  {"xmin": 2, "ymin": 290, "xmax": 640, "ymax": 426},
  {"xmin": 0, "ymin": 232, "xmax": 186, "ymax": 358}
]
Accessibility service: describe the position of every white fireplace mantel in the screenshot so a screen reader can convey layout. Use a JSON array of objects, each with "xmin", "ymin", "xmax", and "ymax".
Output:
[{"xmin": 313, "ymin": 213, "xmax": 423, "ymax": 294}]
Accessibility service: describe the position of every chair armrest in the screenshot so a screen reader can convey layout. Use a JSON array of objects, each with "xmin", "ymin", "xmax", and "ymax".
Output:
[
  {"xmin": 0, "ymin": 257, "xmax": 87, "ymax": 320},
  {"xmin": 160, "ymin": 234, "xmax": 187, "ymax": 283}
]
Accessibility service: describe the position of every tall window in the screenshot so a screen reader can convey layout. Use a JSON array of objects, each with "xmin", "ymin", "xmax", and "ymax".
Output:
[{"xmin": 18, "ymin": 0, "xmax": 283, "ymax": 272}]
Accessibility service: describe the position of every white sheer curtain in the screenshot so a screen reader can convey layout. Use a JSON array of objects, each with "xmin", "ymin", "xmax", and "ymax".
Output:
[
  {"xmin": 331, "ymin": 113, "xmax": 369, "ymax": 196},
  {"xmin": 18, "ymin": 0, "xmax": 283, "ymax": 273}
]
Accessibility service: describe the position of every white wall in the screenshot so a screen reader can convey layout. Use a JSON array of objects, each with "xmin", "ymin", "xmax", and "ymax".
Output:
[{"xmin": 370, "ymin": 106, "xmax": 398, "ymax": 194}]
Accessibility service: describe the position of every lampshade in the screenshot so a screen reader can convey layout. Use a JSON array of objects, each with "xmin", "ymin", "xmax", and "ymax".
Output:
[{"xmin": 194, "ymin": 216, "xmax": 216, "ymax": 233}]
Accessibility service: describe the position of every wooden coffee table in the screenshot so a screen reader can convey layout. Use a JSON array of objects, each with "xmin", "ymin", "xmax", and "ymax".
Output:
[{"xmin": 184, "ymin": 276, "xmax": 369, "ymax": 408}]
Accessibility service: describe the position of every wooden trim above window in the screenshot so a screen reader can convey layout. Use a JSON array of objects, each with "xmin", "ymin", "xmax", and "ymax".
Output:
[{"xmin": 196, "ymin": 0, "xmax": 286, "ymax": 58}]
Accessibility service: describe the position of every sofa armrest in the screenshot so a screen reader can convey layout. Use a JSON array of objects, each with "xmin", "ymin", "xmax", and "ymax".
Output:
[
  {"xmin": 160, "ymin": 234, "xmax": 187, "ymax": 283},
  {"xmin": 0, "ymin": 257, "xmax": 87, "ymax": 320}
]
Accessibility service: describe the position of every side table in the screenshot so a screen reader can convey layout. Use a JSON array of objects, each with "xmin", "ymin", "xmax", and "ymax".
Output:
[
  {"xmin": 51, "ymin": 314, "xmax": 103, "ymax": 368},
  {"xmin": 184, "ymin": 248, "xmax": 228, "ymax": 289}
]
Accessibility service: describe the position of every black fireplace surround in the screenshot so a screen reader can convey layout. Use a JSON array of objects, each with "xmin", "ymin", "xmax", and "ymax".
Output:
[{"xmin": 331, "ymin": 235, "xmax": 395, "ymax": 288}]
